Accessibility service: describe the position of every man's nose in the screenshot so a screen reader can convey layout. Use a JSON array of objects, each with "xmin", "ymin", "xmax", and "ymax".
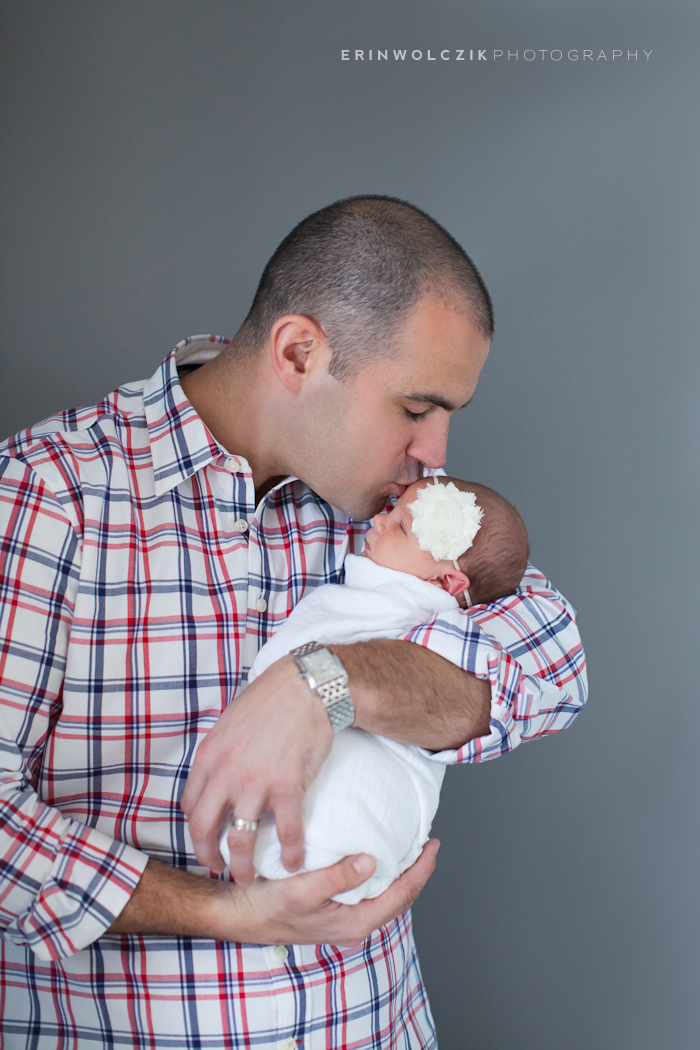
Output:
[{"xmin": 408, "ymin": 416, "xmax": 450, "ymax": 470}]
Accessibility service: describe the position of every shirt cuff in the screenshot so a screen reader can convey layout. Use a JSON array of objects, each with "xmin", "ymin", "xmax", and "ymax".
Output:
[
  {"xmin": 411, "ymin": 621, "xmax": 526, "ymax": 765},
  {"xmin": 2, "ymin": 809, "xmax": 149, "ymax": 962}
]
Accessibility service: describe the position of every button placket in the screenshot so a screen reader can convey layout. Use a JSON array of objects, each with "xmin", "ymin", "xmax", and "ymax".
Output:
[
  {"xmin": 213, "ymin": 462, "xmax": 258, "ymax": 674},
  {"xmin": 247, "ymin": 497, "xmax": 269, "ymax": 620},
  {"xmin": 213, "ymin": 456, "xmax": 252, "ymax": 541},
  {"xmin": 260, "ymin": 943, "xmax": 298, "ymax": 1048},
  {"xmin": 241, "ymin": 511, "xmax": 265, "ymax": 672}
]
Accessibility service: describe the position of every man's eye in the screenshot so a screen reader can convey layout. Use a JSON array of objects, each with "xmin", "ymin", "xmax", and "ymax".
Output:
[{"xmin": 404, "ymin": 408, "xmax": 428, "ymax": 421}]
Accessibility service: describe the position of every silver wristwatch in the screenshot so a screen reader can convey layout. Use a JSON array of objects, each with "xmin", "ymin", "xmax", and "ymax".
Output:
[{"xmin": 291, "ymin": 642, "xmax": 355, "ymax": 732}]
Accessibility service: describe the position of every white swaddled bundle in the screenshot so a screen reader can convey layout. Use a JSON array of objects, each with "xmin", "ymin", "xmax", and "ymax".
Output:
[{"xmin": 219, "ymin": 554, "xmax": 458, "ymax": 903}]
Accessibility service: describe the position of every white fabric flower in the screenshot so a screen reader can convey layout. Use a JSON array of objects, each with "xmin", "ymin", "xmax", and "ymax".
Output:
[{"xmin": 408, "ymin": 479, "xmax": 483, "ymax": 563}]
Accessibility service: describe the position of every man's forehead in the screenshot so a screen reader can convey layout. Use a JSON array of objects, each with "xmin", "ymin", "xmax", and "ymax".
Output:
[
  {"xmin": 377, "ymin": 359, "xmax": 479, "ymax": 405},
  {"xmin": 383, "ymin": 340, "xmax": 488, "ymax": 402}
]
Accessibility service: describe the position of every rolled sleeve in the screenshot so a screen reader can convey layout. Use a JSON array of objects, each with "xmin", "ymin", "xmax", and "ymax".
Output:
[
  {"xmin": 404, "ymin": 563, "xmax": 588, "ymax": 764},
  {"xmin": 0, "ymin": 457, "xmax": 148, "ymax": 960},
  {"xmin": 0, "ymin": 772, "xmax": 148, "ymax": 961}
]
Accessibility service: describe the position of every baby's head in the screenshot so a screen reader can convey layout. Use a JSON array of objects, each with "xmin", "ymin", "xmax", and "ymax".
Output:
[{"xmin": 363, "ymin": 476, "xmax": 529, "ymax": 607}]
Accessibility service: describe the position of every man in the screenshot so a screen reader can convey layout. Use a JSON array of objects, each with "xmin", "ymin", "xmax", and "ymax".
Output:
[{"xmin": 0, "ymin": 197, "xmax": 586, "ymax": 1047}]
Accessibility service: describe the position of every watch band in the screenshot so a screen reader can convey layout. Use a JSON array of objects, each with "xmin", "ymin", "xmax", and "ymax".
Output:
[{"xmin": 291, "ymin": 641, "xmax": 355, "ymax": 732}]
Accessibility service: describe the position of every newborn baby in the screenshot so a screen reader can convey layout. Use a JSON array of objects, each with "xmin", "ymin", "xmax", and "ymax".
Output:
[{"xmin": 219, "ymin": 476, "xmax": 529, "ymax": 902}]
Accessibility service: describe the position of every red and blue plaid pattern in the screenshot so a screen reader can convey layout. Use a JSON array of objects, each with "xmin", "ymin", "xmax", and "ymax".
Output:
[{"xmin": 0, "ymin": 337, "xmax": 586, "ymax": 1048}]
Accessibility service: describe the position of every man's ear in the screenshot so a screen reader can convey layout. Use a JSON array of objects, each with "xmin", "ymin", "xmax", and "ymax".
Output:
[
  {"xmin": 437, "ymin": 568, "xmax": 470, "ymax": 598},
  {"xmin": 269, "ymin": 315, "xmax": 331, "ymax": 393}
]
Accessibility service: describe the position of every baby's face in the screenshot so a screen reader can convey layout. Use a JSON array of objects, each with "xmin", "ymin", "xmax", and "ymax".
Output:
[{"xmin": 363, "ymin": 480, "xmax": 449, "ymax": 581}]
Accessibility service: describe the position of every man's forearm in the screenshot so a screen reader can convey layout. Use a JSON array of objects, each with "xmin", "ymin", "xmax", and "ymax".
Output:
[
  {"xmin": 330, "ymin": 639, "xmax": 491, "ymax": 751},
  {"xmin": 106, "ymin": 858, "xmax": 247, "ymax": 938},
  {"xmin": 106, "ymin": 846, "xmax": 439, "ymax": 946}
]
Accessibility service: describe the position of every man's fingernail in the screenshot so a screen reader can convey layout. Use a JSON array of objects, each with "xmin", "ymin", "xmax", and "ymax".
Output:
[{"xmin": 352, "ymin": 854, "xmax": 374, "ymax": 875}]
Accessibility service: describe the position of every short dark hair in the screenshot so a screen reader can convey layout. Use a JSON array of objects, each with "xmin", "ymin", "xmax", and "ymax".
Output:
[
  {"xmin": 445, "ymin": 479, "xmax": 529, "ymax": 605},
  {"xmin": 232, "ymin": 195, "xmax": 494, "ymax": 380}
]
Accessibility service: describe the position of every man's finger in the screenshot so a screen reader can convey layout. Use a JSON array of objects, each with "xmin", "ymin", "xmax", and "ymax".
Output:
[
  {"xmin": 225, "ymin": 829, "xmax": 258, "ymax": 886},
  {"xmin": 272, "ymin": 795, "xmax": 306, "ymax": 874},
  {"xmin": 225, "ymin": 796, "xmax": 265, "ymax": 886},
  {"xmin": 391, "ymin": 837, "xmax": 439, "ymax": 901},
  {"xmin": 180, "ymin": 761, "xmax": 207, "ymax": 817},
  {"xmin": 349, "ymin": 839, "xmax": 440, "ymax": 931},
  {"xmin": 186, "ymin": 785, "xmax": 240, "ymax": 873},
  {"xmin": 181, "ymin": 727, "xmax": 223, "ymax": 815}
]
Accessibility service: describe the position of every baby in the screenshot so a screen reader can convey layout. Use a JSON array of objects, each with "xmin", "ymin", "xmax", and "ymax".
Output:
[{"xmin": 219, "ymin": 476, "xmax": 529, "ymax": 902}]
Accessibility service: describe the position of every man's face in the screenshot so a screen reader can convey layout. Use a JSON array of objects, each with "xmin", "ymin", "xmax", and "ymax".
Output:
[{"xmin": 294, "ymin": 294, "xmax": 490, "ymax": 520}]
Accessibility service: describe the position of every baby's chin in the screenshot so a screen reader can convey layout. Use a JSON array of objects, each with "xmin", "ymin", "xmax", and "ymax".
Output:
[
  {"xmin": 360, "ymin": 549, "xmax": 400, "ymax": 572},
  {"xmin": 360, "ymin": 549, "xmax": 383, "ymax": 565}
]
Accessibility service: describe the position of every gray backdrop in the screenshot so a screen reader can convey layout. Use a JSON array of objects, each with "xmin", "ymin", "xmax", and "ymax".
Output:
[{"xmin": 2, "ymin": 2, "xmax": 698, "ymax": 1047}]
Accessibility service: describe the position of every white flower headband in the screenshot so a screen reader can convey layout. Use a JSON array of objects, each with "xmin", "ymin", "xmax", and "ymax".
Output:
[{"xmin": 408, "ymin": 478, "xmax": 483, "ymax": 604}]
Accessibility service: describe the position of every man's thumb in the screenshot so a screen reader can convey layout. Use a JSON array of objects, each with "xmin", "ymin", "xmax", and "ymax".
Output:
[
  {"xmin": 290, "ymin": 852, "xmax": 377, "ymax": 909},
  {"xmin": 350, "ymin": 854, "xmax": 375, "ymax": 878},
  {"xmin": 324, "ymin": 853, "xmax": 376, "ymax": 900}
]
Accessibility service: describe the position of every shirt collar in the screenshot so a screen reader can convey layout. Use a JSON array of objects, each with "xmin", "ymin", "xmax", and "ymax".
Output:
[
  {"xmin": 143, "ymin": 335, "xmax": 232, "ymax": 496},
  {"xmin": 143, "ymin": 335, "xmax": 304, "ymax": 502}
]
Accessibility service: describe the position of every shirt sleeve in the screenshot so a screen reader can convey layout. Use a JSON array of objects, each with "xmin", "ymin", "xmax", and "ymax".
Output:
[
  {"xmin": 0, "ymin": 456, "xmax": 148, "ymax": 962},
  {"xmin": 403, "ymin": 562, "xmax": 588, "ymax": 764}
]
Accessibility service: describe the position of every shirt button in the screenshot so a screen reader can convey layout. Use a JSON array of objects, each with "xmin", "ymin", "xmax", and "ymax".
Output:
[
  {"xmin": 279, "ymin": 1041, "xmax": 297, "ymax": 1050},
  {"xmin": 233, "ymin": 518, "xmax": 248, "ymax": 533},
  {"xmin": 224, "ymin": 457, "xmax": 239, "ymax": 472},
  {"xmin": 255, "ymin": 596, "xmax": 267, "ymax": 613},
  {"xmin": 274, "ymin": 944, "xmax": 289, "ymax": 961}
]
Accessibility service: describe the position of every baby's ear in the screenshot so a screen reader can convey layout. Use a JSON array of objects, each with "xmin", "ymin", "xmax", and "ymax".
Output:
[{"xmin": 439, "ymin": 568, "xmax": 470, "ymax": 598}]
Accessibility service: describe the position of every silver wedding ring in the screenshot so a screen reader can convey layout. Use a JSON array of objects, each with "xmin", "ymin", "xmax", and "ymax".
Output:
[{"xmin": 230, "ymin": 816, "xmax": 259, "ymax": 834}]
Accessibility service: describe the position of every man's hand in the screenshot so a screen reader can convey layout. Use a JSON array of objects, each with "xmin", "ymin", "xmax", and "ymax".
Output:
[
  {"xmin": 107, "ymin": 841, "xmax": 441, "ymax": 944},
  {"xmin": 181, "ymin": 654, "xmax": 332, "ymax": 883},
  {"xmin": 182, "ymin": 639, "xmax": 490, "ymax": 884},
  {"xmin": 239, "ymin": 839, "xmax": 440, "ymax": 946}
]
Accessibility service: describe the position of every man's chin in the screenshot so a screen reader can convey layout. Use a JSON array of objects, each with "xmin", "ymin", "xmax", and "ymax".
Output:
[
  {"xmin": 328, "ymin": 491, "xmax": 392, "ymax": 522},
  {"xmin": 319, "ymin": 478, "xmax": 418, "ymax": 521}
]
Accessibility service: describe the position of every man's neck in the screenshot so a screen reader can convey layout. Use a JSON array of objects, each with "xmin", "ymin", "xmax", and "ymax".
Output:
[{"xmin": 180, "ymin": 352, "xmax": 289, "ymax": 497}]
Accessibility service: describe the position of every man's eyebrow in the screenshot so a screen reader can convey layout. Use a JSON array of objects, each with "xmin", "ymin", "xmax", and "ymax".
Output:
[{"xmin": 404, "ymin": 393, "xmax": 473, "ymax": 412}]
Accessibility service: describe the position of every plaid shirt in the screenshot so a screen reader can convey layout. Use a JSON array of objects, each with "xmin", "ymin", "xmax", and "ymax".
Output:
[{"xmin": 0, "ymin": 336, "xmax": 587, "ymax": 1048}]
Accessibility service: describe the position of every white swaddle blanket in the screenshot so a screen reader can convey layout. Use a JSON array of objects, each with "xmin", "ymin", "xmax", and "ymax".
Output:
[{"xmin": 219, "ymin": 554, "xmax": 457, "ymax": 904}]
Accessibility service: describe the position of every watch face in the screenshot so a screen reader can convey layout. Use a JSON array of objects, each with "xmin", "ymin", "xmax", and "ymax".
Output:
[
  {"xmin": 293, "ymin": 644, "xmax": 354, "ymax": 732},
  {"xmin": 303, "ymin": 647, "xmax": 340, "ymax": 684}
]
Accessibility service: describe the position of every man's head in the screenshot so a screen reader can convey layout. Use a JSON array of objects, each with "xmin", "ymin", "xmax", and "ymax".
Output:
[
  {"xmin": 233, "ymin": 195, "xmax": 493, "ymax": 379},
  {"xmin": 363, "ymin": 477, "xmax": 529, "ymax": 606},
  {"xmin": 194, "ymin": 197, "xmax": 492, "ymax": 520}
]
